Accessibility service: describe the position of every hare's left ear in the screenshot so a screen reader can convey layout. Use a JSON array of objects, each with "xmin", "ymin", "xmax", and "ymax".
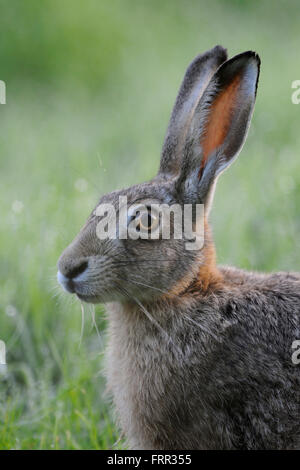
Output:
[
  {"xmin": 176, "ymin": 51, "xmax": 260, "ymax": 211},
  {"xmin": 159, "ymin": 46, "xmax": 228, "ymax": 177}
]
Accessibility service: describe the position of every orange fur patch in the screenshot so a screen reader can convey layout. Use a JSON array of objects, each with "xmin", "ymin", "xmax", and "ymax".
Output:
[
  {"xmin": 199, "ymin": 74, "xmax": 242, "ymax": 179},
  {"xmin": 165, "ymin": 220, "xmax": 224, "ymax": 299}
]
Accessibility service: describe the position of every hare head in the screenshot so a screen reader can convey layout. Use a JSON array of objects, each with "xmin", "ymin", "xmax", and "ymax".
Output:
[{"xmin": 57, "ymin": 46, "xmax": 260, "ymax": 304}]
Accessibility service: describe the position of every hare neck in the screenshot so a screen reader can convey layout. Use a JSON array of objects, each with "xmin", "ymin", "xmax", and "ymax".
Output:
[{"xmin": 165, "ymin": 220, "xmax": 223, "ymax": 299}]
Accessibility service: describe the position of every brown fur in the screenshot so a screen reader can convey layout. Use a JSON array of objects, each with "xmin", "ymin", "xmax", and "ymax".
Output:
[{"xmin": 167, "ymin": 220, "xmax": 223, "ymax": 298}]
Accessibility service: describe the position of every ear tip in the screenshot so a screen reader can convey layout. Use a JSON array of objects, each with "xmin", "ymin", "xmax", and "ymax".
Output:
[
  {"xmin": 241, "ymin": 51, "xmax": 261, "ymax": 93},
  {"xmin": 217, "ymin": 50, "xmax": 261, "ymax": 90},
  {"xmin": 232, "ymin": 50, "xmax": 261, "ymax": 71},
  {"xmin": 184, "ymin": 46, "xmax": 228, "ymax": 80},
  {"xmin": 192, "ymin": 45, "xmax": 228, "ymax": 67},
  {"xmin": 243, "ymin": 50, "xmax": 261, "ymax": 67},
  {"xmin": 210, "ymin": 45, "xmax": 228, "ymax": 63}
]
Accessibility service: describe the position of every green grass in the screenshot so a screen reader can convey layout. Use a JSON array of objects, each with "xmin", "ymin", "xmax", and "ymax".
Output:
[{"xmin": 1, "ymin": 0, "xmax": 300, "ymax": 449}]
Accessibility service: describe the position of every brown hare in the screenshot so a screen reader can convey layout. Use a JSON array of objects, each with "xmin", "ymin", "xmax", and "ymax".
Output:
[{"xmin": 58, "ymin": 46, "xmax": 300, "ymax": 449}]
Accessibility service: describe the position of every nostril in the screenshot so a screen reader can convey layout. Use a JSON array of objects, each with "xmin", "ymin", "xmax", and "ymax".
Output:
[{"xmin": 67, "ymin": 260, "xmax": 88, "ymax": 279}]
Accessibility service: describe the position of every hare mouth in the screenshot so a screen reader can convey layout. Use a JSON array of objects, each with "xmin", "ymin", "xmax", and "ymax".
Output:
[{"xmin": 76, "ymin": 291, "xmax": 122, "ymax": 304}]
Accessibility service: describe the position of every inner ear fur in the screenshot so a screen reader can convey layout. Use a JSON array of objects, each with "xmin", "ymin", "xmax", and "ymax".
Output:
[{"xmin": 199, "ymin": 73, "xmax": 242, "ymax": 179}]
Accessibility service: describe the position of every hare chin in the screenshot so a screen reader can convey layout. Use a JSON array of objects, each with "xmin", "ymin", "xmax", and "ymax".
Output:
[
  {"xmin": 76, "ymin": 291, "xmax": 123, "ymax": 304},
  {"xmin": 76, "ymin": 293, "xmax": 102, "ymax": 304}
]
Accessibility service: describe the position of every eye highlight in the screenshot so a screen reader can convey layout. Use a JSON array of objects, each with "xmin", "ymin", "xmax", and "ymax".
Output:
[{"xmin": 136, "ymin": 209, "xmax": 159, "ymax": 233}]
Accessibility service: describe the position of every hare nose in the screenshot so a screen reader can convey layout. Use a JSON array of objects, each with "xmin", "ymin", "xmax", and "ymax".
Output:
[
  {"xmin": 58, "ymin": 258, "xmax": 88, "ymax": 279},
  {"xmin": 57, "ymin": 259, "xmax": 89, "ymax": 294},
  {"xmin": 66, "ymin": 260, "xmax": 88, "ymax": 279}
]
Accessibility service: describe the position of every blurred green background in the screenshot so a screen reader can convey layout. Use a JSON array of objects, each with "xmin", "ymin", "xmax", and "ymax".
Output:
[{"xmin": 1, "ymin": 0, "xmax": 300, "ymax": 449}]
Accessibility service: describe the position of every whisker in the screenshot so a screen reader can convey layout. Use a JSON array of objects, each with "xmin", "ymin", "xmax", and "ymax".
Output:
[
  {"xmin": 111, "ymin": 260, "xmax": 172, "ymax": 266},
  {"xmin": 89, "ymin": 305, "xmax": 104, "ymax": 348},
  {"xmin": 182, "ymin": 314, "xmax": 219, "ymax": 342},
  {"xmin": 125, "ymin": 278, "xmax": 168, "ymax": 295},
  {"xmin": 130, "ymin": 294, "xmax": 182, "ymax": 357},
  {"xmin": 119, "ymin": 278, "xmax": 217, "ymax": 343},
  {"xmin": 121, "ymin": 276, "xmax": 181, "ymax": 299},
  {"xmin": 79, "ymin": 301, "xmax": 86, "ymax": 349}
]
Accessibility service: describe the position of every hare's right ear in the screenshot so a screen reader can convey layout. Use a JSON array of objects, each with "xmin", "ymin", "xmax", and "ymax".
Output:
[
  {"xmin": 175, "ymin": 51, "xmax": 260, "ymax": 211},
  {"xmin": 159, "ymin": 45, "xmax": 227, "ymax": 177}
]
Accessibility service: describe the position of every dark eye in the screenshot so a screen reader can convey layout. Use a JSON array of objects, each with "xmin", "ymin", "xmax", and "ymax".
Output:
[
  {"xmin": 127, "ymin": 203, "xmax": 161, "ymax": 238},
  {"xmin": 137, "ymin": 210, "xmax": 159, "ymax": 233}
]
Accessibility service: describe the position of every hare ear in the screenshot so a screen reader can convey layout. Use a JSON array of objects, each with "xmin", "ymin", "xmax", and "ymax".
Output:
[
  {"xmin": 176, "ymin": 51, "xmax": 260, "ymax": 211},
  {"xmin": 159, "ymin": 45, "xmax": 227, "ymax": 177}
]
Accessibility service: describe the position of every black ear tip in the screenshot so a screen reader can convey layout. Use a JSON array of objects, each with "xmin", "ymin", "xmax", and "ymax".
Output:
[
  {"xmin": 233, "ymin": 50, "xmax": 261, "ymax": 71},
  {"xmin": 218, "ymin": 50, "xmax": 261, "ymax": 83},
  {"xmin": 238, "ymin": 51, "xmax": 261, "ymax": 94},
  {"xmin": 215, "ymin": 50, "xmax": 261, "ymax": 97},
  {"xmin": 242, "ymin": 50, "xmax": 261, "ymax": 67}
]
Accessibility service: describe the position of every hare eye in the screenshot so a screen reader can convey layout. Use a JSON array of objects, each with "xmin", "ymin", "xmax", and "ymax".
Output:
[
  {"xmin": 127, "ymin": 203, "xmax": 161, "ymax": 238},
  {"xmin": 137, "ymin": 209, "xmax": 159, "ymax": 233}
]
